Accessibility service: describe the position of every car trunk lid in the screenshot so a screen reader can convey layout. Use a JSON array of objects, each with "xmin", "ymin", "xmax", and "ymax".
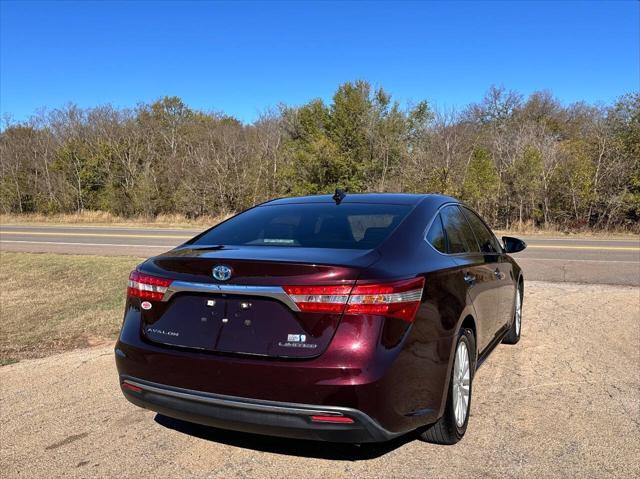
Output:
[{"xmin": 136, "ymin": 246, "xmax": 379, "ymax": 358}]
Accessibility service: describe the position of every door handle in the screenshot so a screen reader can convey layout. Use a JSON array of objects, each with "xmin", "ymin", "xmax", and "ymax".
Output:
[
  {"xmin": 463, "ymin": 272, "xmax": 476, "ymax": 285},
  {"xmin": 494, "ymin": 269, "xmax": 505, "ymax": 280}
]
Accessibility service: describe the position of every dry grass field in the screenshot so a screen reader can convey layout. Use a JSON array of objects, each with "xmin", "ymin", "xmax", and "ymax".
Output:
[
  {"xmin": 0, "ymin": 212, "xmax": 231, "ymax": 229},
  {"xmin": 0, "ymin": 252, "xmax": 142, "ymax": 364}
]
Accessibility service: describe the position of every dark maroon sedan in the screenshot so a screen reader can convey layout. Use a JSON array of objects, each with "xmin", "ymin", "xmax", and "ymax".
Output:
[{"xmin": 116, "ymin": 193, "xmax": 525, "ymax": 444}]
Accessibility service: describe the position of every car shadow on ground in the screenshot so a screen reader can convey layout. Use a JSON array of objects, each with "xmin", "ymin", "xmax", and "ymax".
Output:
[{"xmin": 154, "ymin": 414, "xmax": 419, "ymax": 460}]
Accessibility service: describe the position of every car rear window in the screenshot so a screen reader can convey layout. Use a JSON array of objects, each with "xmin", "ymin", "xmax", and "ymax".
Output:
[{"xmin": 190, "ymin": 203, "xmax": 413, "ymax": 250}]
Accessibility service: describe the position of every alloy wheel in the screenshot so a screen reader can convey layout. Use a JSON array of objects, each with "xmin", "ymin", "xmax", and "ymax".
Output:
[
  {"xmin": 452, "ymin": 340, "xmax": 470, "ymax": 427},
  {"xmin": 515, "ymin": 289, "xmax": 522, "ymax": 336}
]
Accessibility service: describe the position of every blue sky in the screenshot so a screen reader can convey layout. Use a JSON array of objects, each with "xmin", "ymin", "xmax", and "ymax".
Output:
[{"xmin": 1, "ymin": 0, "xmax": 638, "ymax": 123}]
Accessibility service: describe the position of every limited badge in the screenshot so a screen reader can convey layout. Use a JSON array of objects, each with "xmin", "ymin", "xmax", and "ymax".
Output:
[
  {"xmin": 141, "ymin": 301, "xmax": 152, "ymax": 310},
  {"xmin": 287, "ymin": 334, "xmax": 306, "ymax": 342},
  {"xmin": 278, "ymin": 333, "xmax": 316, "ymax": 349}
]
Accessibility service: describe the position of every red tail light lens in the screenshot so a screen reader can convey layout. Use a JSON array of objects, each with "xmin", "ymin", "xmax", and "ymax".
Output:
[
  {"xmin": 284, "ymin": 277, "xmax": 424, "ymax": 322},
  {"xmin": 283, "ymin": 285, "xmax": 352, "ymax": 313},
  {"xmin": 346, "ymin": 277, "xmax": 425, "ymax": 322},
  {"xmin": 127, "ymin": 270, "xmax": 172, "ymax": 301}
]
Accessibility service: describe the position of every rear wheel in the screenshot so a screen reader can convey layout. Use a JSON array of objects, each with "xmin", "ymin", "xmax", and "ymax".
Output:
[
  {"xmin": 420, "ymin": 328, "xmax": 475, "ymax": 445},
  {"xmin": 503, "ymin": 284, "xmax": 522, "ymax": 345}
]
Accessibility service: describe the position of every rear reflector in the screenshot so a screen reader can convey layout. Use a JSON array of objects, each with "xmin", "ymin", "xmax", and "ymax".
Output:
[
  {"xmin": 284, "ymin": 277, "xmax": 425, "ymax": 322},
  {"xmin": 310, "ymin": 415, "xmax": 354, "ymax": 424},
  {"xmin": 127, "ymin": 270, "xmax": 172, "ymax": 301},
  {"xmin": 121, "ymin": 382, "xmax": 143, "ymax": 393}
]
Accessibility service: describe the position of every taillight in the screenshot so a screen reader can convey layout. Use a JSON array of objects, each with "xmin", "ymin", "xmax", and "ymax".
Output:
[
  {"xmin": 284, "ymin": 277, "xmax": 424, "ymax": 322},
  {"xmin": 345, "ymin": 277, "xmax": 425, "ymax": 322},
  {"xmin": 127, "ymin": 270, "xmax": 172, "ymax": 301},
  {"xmin": 283, "ymin": 285, "xmax": 352, "ymax": 313}
]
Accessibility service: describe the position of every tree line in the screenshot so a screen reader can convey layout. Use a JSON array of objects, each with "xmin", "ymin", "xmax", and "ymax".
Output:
[{"xmin": 1, "ymin": 81, "xmax": 638, "ymax": 230}]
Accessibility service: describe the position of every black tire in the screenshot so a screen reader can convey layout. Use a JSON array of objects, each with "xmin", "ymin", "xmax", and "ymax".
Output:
[
  {"xmin": 503, "ymin": 281, "xmax": 523, "ymax": 345},
  {"xmin": 420, "ymin": 328, "xmax": 475, "ymax": 445}
]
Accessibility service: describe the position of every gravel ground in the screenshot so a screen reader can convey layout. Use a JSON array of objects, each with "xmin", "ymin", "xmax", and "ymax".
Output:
[{"xmin": 1, "ymin": 281, "xmax": 639, "ymax": 478}]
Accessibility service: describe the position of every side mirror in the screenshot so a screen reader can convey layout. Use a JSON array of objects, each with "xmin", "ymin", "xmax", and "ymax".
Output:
[{"xmin": 502, "ymin": 236, "xmax": 527, "ymax": 254}]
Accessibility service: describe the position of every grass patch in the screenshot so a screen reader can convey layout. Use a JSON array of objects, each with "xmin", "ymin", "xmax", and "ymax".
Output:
[
  {"xmin": 0, "ymin": 211, "xmax": 231, "ymax": 228},
  {"xmin": 0, "ymin": 252, "xmax": 143, "ymax": 363}
]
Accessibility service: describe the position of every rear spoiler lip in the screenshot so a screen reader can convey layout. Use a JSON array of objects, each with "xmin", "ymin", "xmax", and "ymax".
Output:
[
  {"xmin": 162, "ymin": 282, "xmax": 301, "ymax": 312},
  {"xmin": 151, "ymin": 246, "xmax": 382, "ymax": 270}
]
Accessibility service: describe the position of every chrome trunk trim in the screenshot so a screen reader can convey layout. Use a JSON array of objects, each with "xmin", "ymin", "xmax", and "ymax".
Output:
[{"xmin": 161, "ymin": 281, "xmax": 301, "ymax": 312}]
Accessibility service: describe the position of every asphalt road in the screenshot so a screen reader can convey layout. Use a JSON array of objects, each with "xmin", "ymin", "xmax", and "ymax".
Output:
[
  {"xmin": 1, "ymin": 224, "xmax": 639, "ymax": 285},
  {"xmin": 2, "ymin": 281, "xmax": 638, "ymax": 478}
]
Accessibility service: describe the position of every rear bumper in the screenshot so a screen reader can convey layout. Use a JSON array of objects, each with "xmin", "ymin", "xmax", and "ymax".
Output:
[
  {"xmin": 115, "ymin": 306, "xmax": 453, "ymax": 439},
  {"xmin": 120, "ymin": 375, "xmax": 400, "ymax": 443}
]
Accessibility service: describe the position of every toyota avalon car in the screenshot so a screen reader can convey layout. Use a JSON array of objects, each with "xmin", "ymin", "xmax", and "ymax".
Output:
[{"xmin": 115, "ymin": 192, "xmax": 526, "ymax": 444}]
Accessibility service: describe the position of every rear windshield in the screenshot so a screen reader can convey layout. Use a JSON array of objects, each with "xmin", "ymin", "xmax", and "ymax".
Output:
[{"xmin": 190, "ymin": 203, "xmax": 413, "ymax": 250}]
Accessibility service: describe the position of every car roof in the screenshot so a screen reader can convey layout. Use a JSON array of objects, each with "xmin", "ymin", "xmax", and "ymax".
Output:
[{"xmin": 263, "ymin": 193, "xmax": 458, "ymax": 207}]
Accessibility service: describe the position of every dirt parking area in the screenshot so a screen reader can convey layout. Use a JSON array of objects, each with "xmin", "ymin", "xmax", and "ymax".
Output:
[{"xmin": 1, "ymin": 281, "xmax": 639, "ymax": 478}]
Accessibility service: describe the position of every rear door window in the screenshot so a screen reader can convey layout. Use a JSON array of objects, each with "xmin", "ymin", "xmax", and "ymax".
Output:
[
  {"xmin": 440, "ymin": 206, "xmax": 480, "ymax": 254},
  {"xmin": 190, "ymin": 203, "xmax": 413, "ymax": 250},
  {"xmin": 461, "ymin": 207, "xmax": 502, "ymax": 254},
  {"xmin": 426, "ymin": 213, "xmax": 447, "ymax": 253}
]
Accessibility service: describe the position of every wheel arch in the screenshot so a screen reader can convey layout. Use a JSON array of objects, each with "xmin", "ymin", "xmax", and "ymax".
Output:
[{"xmin": 434, "ymin": 311, "xmax": 478, "ymax": 419}]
